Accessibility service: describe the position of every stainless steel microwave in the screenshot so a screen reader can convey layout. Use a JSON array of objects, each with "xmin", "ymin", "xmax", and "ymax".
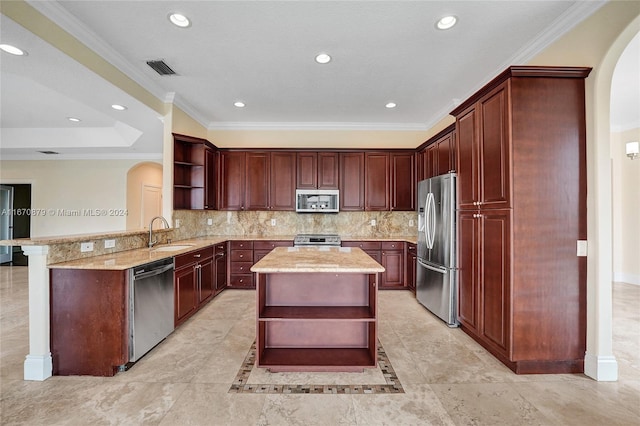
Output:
[{"xmin": 295, "ymin": 189, "xmax": 339, "ymax": 213}]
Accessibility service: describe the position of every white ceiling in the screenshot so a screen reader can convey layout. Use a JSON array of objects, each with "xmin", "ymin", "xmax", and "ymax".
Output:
[{"xmin": 1, "ymin": 0, "xmax": 634, "ymax": 159}]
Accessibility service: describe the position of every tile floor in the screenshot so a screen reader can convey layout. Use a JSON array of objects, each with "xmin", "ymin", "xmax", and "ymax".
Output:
[{"xmin": 1, "ymin": 265, "xmax": 638, "ymax": 425}]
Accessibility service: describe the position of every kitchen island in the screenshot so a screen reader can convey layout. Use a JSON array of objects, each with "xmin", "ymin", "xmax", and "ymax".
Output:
[{"xmin": 251, "ymin": 246, "xmax": 385, "ymax": 372}]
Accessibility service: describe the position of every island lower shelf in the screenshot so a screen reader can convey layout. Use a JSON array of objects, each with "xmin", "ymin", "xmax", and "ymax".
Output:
[{"xmin": 255, "ymin": 269, "xmax": 379, "ymax": 372}]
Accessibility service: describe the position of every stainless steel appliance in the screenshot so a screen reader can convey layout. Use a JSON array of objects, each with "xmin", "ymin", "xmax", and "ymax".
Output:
[
  {"xmin": 295, "ymin": 189, "xmax": 339, "ymax": 213},
  {"xmin": 416, "ymin": 173, "xmax": 458, "ymax": 327},
  {"xmin": 129, "ymin": 258, "xmax": 175, "ymax": 363},
  {"xmin": 293, "ymin": 234, "xmax": 341, "ymax": 247}
]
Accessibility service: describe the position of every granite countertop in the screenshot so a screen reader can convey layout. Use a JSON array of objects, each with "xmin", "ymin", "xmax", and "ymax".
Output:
[{"xmin": 250, "ymin": 246, "xmax": 386, "ymax": 273}]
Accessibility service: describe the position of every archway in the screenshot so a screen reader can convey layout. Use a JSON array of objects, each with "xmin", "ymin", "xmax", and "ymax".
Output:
[{"xmin": 126, "ymin": 162, "xmax": 163, "ymax": 230}]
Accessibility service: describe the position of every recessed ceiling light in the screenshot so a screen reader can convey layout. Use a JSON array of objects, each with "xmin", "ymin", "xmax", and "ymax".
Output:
[
  {"xmin": 168, "ymin": 13, "xmax": 191, "ymax": 28},
  {"xmin": 436, "ymin": 15, "xmax": 457, "ymax": 30},
  {"xmin": 385, "ymin": 102, "xmax": 397, "ymax": 109},
  {"xmin": 315, "ymin": 53, "xmax": 331, "ymax": 64},
  {"xmin": 67, "ymin": 117, "xmax": 81, "ymax": 122},
  {"xmin": 111, "ymin": 104, "xmax": 127, "ymax": 111},
  {"xmin": 0, "ymin": 44, "xmax": 27, "ymax": 56},
  {"xmin": 234, "ymin": 101, "xmax": 245, "ymax": 108}
]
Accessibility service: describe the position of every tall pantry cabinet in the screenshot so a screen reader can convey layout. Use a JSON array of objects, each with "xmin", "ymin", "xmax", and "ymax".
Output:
[{"xmin": 452, "ymin": 66, "xmax": 591, "ymax": 374}]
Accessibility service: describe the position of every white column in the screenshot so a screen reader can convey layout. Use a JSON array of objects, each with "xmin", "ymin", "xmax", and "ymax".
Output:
[{"xmin": 21, "ymin": 245, "xmax": 53, "ymax": 381}]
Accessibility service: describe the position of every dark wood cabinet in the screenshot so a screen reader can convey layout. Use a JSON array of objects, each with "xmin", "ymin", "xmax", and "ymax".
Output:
[
  {"xmin": 270, "ymin": 152, "xmax": 297, "ymax": 210},
  {"xmin": 365, "ymin": 152, "xmax": 390, "ymax": 211},
  {"xmin": 173, "ymin": 134, "xmax": 216, "ymax": 210},
  {"xmin": 406, "ymin": 243, "xmax": 417, "ymax": 293},
  {"xmin": 50, "ymin": 269, "xmax": 129, "ymax": 376},
  {"xmin": 214, "ymin": 243, "xmax": 227, "ymax": 294},
  {"xmin": 390, "ymin": 152, "xmax": 415, "ymax": 211},
  {"xmin": 417, "ymin": 125, "xmax": 455, "ymax": 181},
  {"xmin": 175, "ymin": 246, "xmax": 214, "ymax": 326},
  {"xmin": 297, "ymin": 152, "xmax": 339, "ymax": 190},
  {"xmin": 218, "ymin": 151, "xmax": 246, "ymax": 210},
  {"xmin": 254, "ymin": 240, "xmax": 294, "ymax": 263},
  {"xmin": 451, "ymin": 66, "xmax": 591, "ymax": 374},
  {"xmin": 228, "ymin": 240, "xmax": 254, "ymax": 288},
  {"xmin": 245, "ymin": 152, "xmax": 270, "ymax": 210},
  {"xmin": 435, "ymin": 130, "xmax": 456, "ymax": 176},
  {"xmin": 380, "ymin": 241, "xmax": 404, "ymax": 289},
  {"xmin": 339, "ymin": 152, "xmax": 365, "ymax": 211}
]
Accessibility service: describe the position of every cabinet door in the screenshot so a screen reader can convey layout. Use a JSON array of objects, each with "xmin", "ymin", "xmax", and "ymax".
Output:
[
  {"xmin": 214, "ymin": 244, "xmax": 227, "ymax": 294},
  {"xmin": 381, "ymin": 249, "xmax": 404, "ymax": 289},
  {"xmin": 365, "ymin": 152, "xmax": 390, "ymax": 211},
  {"xmin": 339, "ymin": 152, "xmax": 365, "ymax": 211},
  {"xmin": 436, "ymin": 131, "xmax": 454, "ymax": 175},
  {"xmin": 479, "ymin": 209, "xmax": 511, "ymax": 355},
  {"xmin": 457, "ymin": 211, "xmax": 479, "ymax": 332},
  {"xmin": 296, "ymin": 152, "xmax": 317, "ymax": 189},
  {"xmin": 479, "ymin": 83, "xmax": 511, "ymax": 209},
  {"xmin": 390, "ymin": 152, "xmax": 415, "ymax": 211},
  {"xmin": 175, "ymin": 265, "xmax": 197, "ymax": 326},
  {"xmin": 219, "ymin": 151, "xmax": 246, "ymax": 210},
  {"xmin": 246, "ymin": 152, "xmax": 270, "ymax": 210},
  {"xmin": 198, "ymin": 257, "xmax": 214, "ymax": 305},
  {"xmin": 204, "ymin": 148, "xmax": 216, "ymax": 210},
  {"xmin": 406, "ymin": 243, "xmax": 416, "ymax": 292},
  {"xmin": 317, "ymin": 152, "xmax": 339, "ymax": 189},
  {"xmin": 456, "ymin": 106, "xmax": 479, "ymax": 210},
  {"xmin": 270, "ymin": 152, "xmax": 296, "ymax": 210}
]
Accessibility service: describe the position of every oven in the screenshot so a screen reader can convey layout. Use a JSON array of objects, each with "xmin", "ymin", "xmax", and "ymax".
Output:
[{"xmin": 293, "ymin": 234, "xmax": 341, "ymax": 247}]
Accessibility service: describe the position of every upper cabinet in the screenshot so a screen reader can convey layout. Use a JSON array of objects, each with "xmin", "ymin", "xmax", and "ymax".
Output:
[
  {"xmin": 218, "ymin": 151, "xmax": 296, "ymax": 211},
  {"xmin": 364, "ymin": 152, "xmax": 390, "ymax": 211},
  {"xmin": 390, "ymin": 152, "xmax": 415, "ymax": 211},
  {"xmin": 417, "ymin": 124, "xmax": 456, "ymax": 182},
  {"xmin": 173, "ymin": 134, "xmax": 216, "ymax": 210},
  {"xmin": 339, "ymin": 152, "xmax": 365, "ymax": 211},
  {"xmin": 296, "ymin": 152, "xmax": 339, "ymax": 190}
]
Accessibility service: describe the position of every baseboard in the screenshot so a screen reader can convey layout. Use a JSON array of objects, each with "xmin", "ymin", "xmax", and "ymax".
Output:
[
  {"xmin": 584, "ymin": 353, "xmax": 618, "ymax": 381},
  {"xmin": 613, "ymin": 272, "xmax": 640, "ymax": 286},
  {"xmin": 24, "ymin": 353, "xmax": 53, "ymax": 381}
]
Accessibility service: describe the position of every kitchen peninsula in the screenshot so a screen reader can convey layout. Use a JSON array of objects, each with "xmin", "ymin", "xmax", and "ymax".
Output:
[{"xmin": 251, "ymin": 246, "xmax": 385, "ymax": 372}]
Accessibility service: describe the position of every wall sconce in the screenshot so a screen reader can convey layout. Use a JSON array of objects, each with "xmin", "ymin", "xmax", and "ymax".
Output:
[{"xmin": 626, "ymin": 141, "xmax": 639, "ymax": 160}]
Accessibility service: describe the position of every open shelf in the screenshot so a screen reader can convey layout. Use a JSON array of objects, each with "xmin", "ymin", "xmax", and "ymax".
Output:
[
  {"xmin": 259, "ymin": 306, "xmax": 374, "ymax": 320},
  {"xmin": 258, "ymin": 348, "xmax": 376, "ymax": 372}
]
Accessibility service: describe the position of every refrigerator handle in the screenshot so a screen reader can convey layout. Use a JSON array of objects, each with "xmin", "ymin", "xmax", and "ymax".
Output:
[
  {"xmin": 417, "ymin": 258, "xmax": 447, "ymax": 274},
  {"xmin": 424, "ymin": 194, "xmax": 431, "ymax": 249},
  {"xmin": 426, "ymin": 193, "xmax": 436, "ymax": 249}
]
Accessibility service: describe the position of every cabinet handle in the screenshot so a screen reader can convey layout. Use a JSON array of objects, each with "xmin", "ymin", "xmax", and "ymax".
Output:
[
  {"xmin": 193, "ymin": 254, "xmax": 201, "ymax": 258},
  {"xmin": 239, "ymin": 254, "xmax": 243, "ymax": 258}
]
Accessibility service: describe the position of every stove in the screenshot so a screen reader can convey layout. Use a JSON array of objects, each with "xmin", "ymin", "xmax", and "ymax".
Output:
[{"xmin": 293, "ymin": 234, "xmax": 341, "ymax": 247}]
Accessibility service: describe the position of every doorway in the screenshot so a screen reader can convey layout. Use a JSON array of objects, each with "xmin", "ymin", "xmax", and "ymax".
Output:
[{"xmin": 0, "ymin": 184, "xmax": 31, "ymax": 265}]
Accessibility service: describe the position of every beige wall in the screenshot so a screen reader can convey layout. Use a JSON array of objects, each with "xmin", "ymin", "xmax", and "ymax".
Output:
[
  {"xmin": 172, "ymin": 106, "xmax": 208, "ymax": 140},
  {"xmin": 126, "ymin": 161, "xmax": 163, "ymax": 230},
  {"xmin": 0, "ymin": 160, "xmax": 143, "ymax": 237},
  {"xmin": 612, "ymin": 128, "xmax": 640, "ymax": 284}
]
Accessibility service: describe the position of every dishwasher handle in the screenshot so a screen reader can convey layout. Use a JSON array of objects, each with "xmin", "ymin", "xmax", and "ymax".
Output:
[{"xmin": 133, "ymin": 263, "xmax": 174, "ymax": 280}]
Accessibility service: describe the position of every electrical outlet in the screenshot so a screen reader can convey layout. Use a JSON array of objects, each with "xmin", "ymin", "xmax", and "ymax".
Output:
[
  {"xmin": 370, "ymin": 219, "xmax": 376, "ymax": 226},
  {"xmin": 271, "ymin": 218, "xmax": 276, "ymax": 226},
  {"xmin": 80, "ymin": 242, "xmax": 94, "ymax": 252},
  {"xmin": 207, "ymin": 218, "xmax": 213, "ymax": 226},
  {"xmin": 175, "ymin": 219, "xmax": 181, "ymax": 228},
  {"xmin": 104, "ymin": 239, "xmax": 115, "ymax": 249},
  {"xmin": 409, "ymin": 219, "xmax": 415, "ymax": 227},
  {"xmin": 577, "ymin": 240, "xmax": 588, "ymax": 257}
]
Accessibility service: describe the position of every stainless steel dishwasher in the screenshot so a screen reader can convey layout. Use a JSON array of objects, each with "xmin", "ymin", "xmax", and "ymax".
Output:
[{"xmin": 129, "ymin": 258, "xmax": 175, "ymax": 363}]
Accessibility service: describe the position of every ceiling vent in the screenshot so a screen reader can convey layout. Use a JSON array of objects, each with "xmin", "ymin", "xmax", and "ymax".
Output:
[
  {"xmin": 146, "ymin": 59, "xmax": 177, "ymax": 76},
  {"xmin": 38, "ymin": 150, "xmax": 59, "ymax": 155}
]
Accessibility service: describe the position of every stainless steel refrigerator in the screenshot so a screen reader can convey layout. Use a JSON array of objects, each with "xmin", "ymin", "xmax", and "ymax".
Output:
[{"xmin": 416, "ymin": 173, "xmax": 458, "ymax": 327}]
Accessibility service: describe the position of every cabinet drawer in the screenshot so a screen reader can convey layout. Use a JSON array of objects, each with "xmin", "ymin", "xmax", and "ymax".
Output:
[
  {"xmin": 174, "ymin": 246, "xmax": 214, "ymax": 269},
  {"xmin": 230, "ymin": 240, "xmax": 253, "ymax": 250},
  {"xmin": 342, "ymin": 241, "xmax": 381, "ymax": 250},
  {"xmin": 381, "ymin": 241, "xmax": 402, "ymax": 250},
  {"xmin": 213, "ymin": 243, "xmax": 227, "ymax": 253},
  {"xmin": 230, "ymin": 249, "xmax": 253, "ymax": 262},
  {"xmin": 253, "ymin": 240, "xmax": 293, "ymax": 250},
  {"xmin": 229, "ymin": 274, "xmax": 254, "ymax": 288},
  {"xmin": 254, "ymin": 250, "xmax": 272, "ymax": 262},
  {"xmin": 230, "ymin": 262, "xmax": 253, "ymax": 274}
]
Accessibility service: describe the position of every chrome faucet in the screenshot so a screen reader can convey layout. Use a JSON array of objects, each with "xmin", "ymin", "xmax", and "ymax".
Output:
[{"xmin": 148, "ymin": 216, "xmax": 170, "ymax": 248}]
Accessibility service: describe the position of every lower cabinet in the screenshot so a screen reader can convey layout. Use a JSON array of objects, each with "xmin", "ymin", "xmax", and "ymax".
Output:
[
  {"xmin": 342, "ymin": 241, "xmax": 406, "ymax": 289},
  {"xmin": 406, "ymin": 243, "xmax": 417, "ymax": 292},
  {"xmin": 174, "ymin": 246, "xmax": 214, "ymax": 327},
  {"xmin": 229, "ymin": 240, "xmax": 255, "ymax": 288},
  {"xmin": 50, "ymin": 269, "xmax": 128, "ymax": 377},
  {"xmin": 214, "ymin": 242, "xmax": 227, "ymax": 295}
]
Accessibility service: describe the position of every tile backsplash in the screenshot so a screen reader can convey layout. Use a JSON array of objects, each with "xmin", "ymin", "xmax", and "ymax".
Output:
[{"xmin": 172, "ymin": 210, "xmax": 417, "ymax": 240}]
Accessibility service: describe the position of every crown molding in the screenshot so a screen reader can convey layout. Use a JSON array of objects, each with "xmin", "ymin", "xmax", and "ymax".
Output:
[
  {"xmin": 207, "ymin": 121, "xmax": 430, "ymax": 132},
  {"xmin": 0, "ymin": 152, "xmax": 163, "ymax": 161}
]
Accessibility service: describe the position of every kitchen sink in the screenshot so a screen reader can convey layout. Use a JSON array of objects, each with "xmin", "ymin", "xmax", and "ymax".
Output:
[{"xmin": 153, "ymin": 244, "xmax": 195, "ymax": 252}]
